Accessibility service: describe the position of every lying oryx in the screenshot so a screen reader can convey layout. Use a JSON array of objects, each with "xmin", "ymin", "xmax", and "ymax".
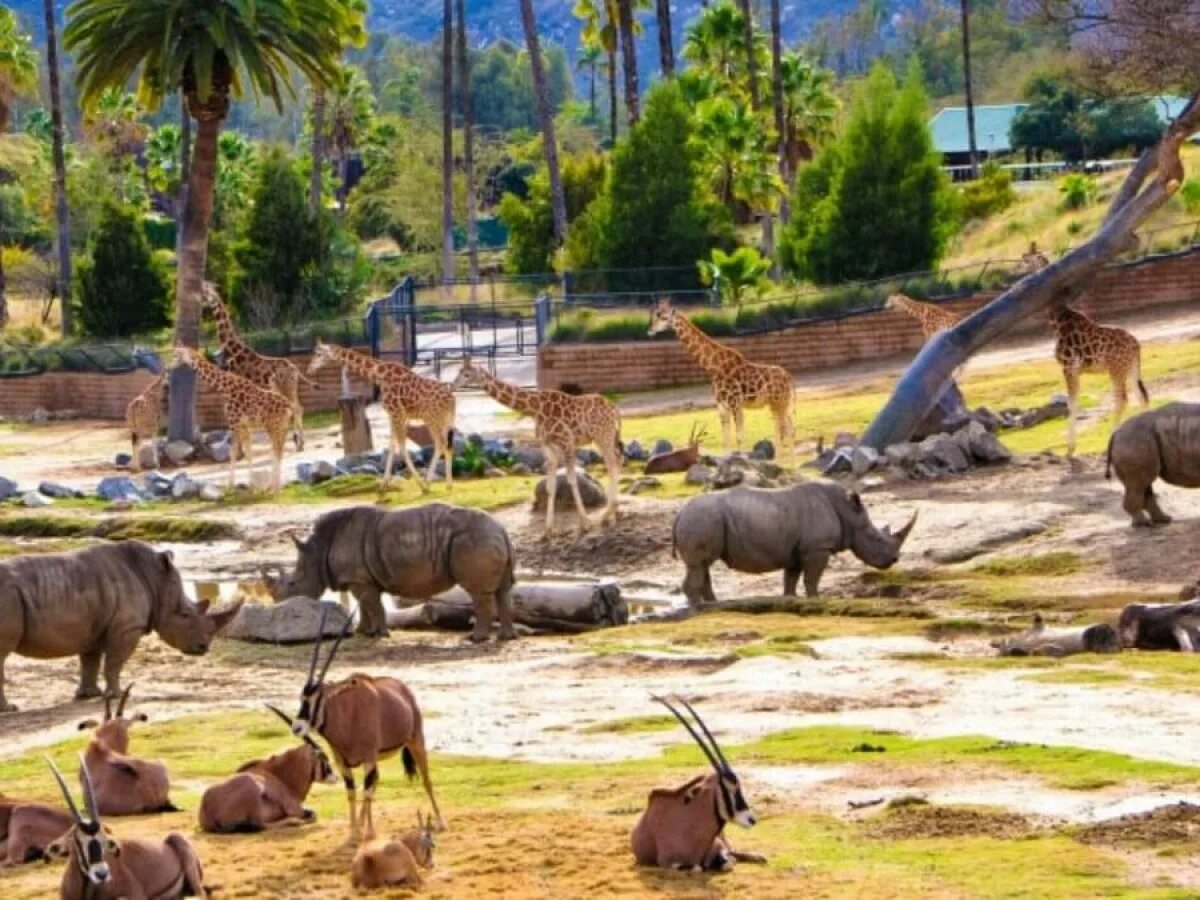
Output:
[
  {"xmin": 288, "ymin": 610, "xmax": 444, "ymax": 841},
  {"xmin": 991, "ymin": 614, "xmax": 1120, "ymax": 657},
  {"xmin": 45, "ymin": 755, "xmax": 208, "ymax": 899},
  {"xmin": 351, "ymin": 811, "xmax": 437, "ymax": 889},
  {"xmin": 78, "ymin": 685, "xmax": 176, "ymax": 816},
  {"xmin": 1117, "ymin": 599, "xmax": 1200, "ymax": 650},
  {"xmin": 631, "ymin": 696, "xmax": 765, "ymax": 872},
  {"xmin": 0, "ymin": 797, "xmax": 72, "ymax": 865},
  {"xmin": 198, "ymin": 706, "xmax": 337, "ymax": 833}
]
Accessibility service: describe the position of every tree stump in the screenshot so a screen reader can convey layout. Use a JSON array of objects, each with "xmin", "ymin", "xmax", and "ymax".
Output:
[{"xmin": 339, "ymin": 397, "xmax": 373, "ymax": 455}]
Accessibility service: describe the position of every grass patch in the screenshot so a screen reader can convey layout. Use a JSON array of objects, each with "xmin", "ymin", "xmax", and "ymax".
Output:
[
  {"xmin": 1025, "ymin": 669, "xmax": 1134, "ymax": 686},
  {"xmin": 972, "ymin": 551, "xmax": 1084, "ymax": 577},
  {"xmin": 0, "ymin": 513, "xmax": 238, "ymax": 543},
  {"xmin": 923, "ymin": 617, "xmax": 1021, "ymax": 641},
  {"xmin": 578, "ymin": 714, "xmax": 677, "ymax": 735},
  {"xmin": 203, "ymin": 473, "xmax": 543, "ymax": 512}
]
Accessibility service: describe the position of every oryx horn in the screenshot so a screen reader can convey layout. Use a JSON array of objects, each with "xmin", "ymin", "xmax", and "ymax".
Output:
[
  {"xmin": 265, "ymin": 703, "xmax": 321, "ymax": 750},
  {"xmin": 116, "ymin": 683, "xmax": 134, "ymax": 718},
  {"xmin": 78, "ymin": 754, "xmax": 102, "ymax": 825},
  {"xmin": 652, "ymin": 695, "xmax": 722, "ymax": 774},
  {"xmin": 103, "ymin": 692, "xmax": 113, "ymax": 722},
  {"xmin": 45, "ymin": 756, "xmax": 84, "ymax": 823},
  {"xmin": 672, "ymin": 694, "xmax": 732, "ymax": 772},
  {"xmin": 306, "ymin": 606, "xmax": 330, "ymax": 686},
  {"xmin": 317, "ymin": 608, "xmax": 357, "ymax": 685}
]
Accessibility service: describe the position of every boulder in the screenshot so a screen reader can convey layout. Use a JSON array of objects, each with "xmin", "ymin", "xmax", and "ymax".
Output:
[
  {"xmin": 624, "ymin": 440, "xmax": 648, "ymax": 462},
  {"xmin": 208, "ymin": 440, "xmax": 232, "ymax": 464},
  {"xmin": 513, "ymin": 444, "xmax": 546, "ymax": 472},
  {"xmin": 884, "ymin": 442, "xmax": 921, "ymax": 469},
  {"xmin": 97, "ymin": 476, "xmax": 146, "ymax": 503},
  {"xmin": 532, "ymin": 471, "xmax": 607, "ymax": 512},
  {"xmin": 713, "ymin": 456, "xmax": 771, "ymax": 490},
  {"xmin": 26, "ymin": 408, "xmax": 49, "ymax": 425},
  {"xmin": 296, "ymin": 462, "xmax": 316, "ymax": 486},
  {"xmin": 959, "ymin": 421, "xmax": 1012, "ymax": 464},
  {"xmin": 137, "ymin": 444, "xmax": 160, "ymax": 470},
  {"xmin": 38, "ymin": 481, "xmax": 83, "ymax": 499},
  {"xmin": 198, "ymin": 483, "xmax": 224, "ymax": 502},
  {"xmin": 750, "ymin": 439, "xmax": 776, "ymax": 461},
  {"xmin": 224, "ymin": 597, "xmax": 352, "ymax": 644},
  {"xmin": 576, "ymin": 448, "xmax": 603, "ymax": 467},
  {"xmin": 626, "ymin": 476, "xmax": 661, "ymax": 495},
  {"xmin": 820, "ymin": 447, "xmax": 854, "ymax": 476},
  {"xmin": 114, "ymin": 452, "xmax": 133, "ymax": 469},
  {"xmin": 0, "ymin": 476, "xmax": 18, "ymax": 501},
  {"xmin": 163, "ymin": 440, "xmax": 195, "ymax": 466},
  {"xmin": 22, "ymin": 491, "xmax": 51, "ymax": 508},
  {"xmin": 851, "ymin": 446, "xmax": 880, "ymax": 477},
  {"xmin": 913, "ymin": 381, "xmax": 972, "ymax": 440},
  {"xmin": 511, "ymin": 462, "xmax": 533, "ymax": 476},
  {"xmin": 143, "ymin": 471, "xmax": 173, "ymax": 498},
  {"xmin": 651, "ymin": 439, "xmax": 674, "ymax": 456},
  {"xmin": 313, "ymin": 460, "xmax": 338, "ymax": 484},
  {"xmin": 918, "ymin": 434, "xmax": 971, "ymax": 473},
  {"xmin": 170, "ymin": 473, "xmax": 203, "ymax": 500},
  {"xmin": 684, "ymin": 464, "xmax": 713, "ymax": 486},
  {"xmin": 833, "ymin": 431, "xmax": 858, "ymax": 448},
  {"xmin": 483, "ymin": 467, "xmax": 506, "ymax": 478}
]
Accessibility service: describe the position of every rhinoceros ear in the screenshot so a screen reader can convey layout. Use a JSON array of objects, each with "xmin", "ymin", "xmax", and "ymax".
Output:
[
  {"xmin": 290, "ymin": 534, "xmax": 306, "ymax": 552},
  {"xmin": 158, "ymin": 550, "xmax": 175, "ymax": 570},
  {"xmin": 848, "ymin": 491, "xmax": 864, "ymax": 512}
]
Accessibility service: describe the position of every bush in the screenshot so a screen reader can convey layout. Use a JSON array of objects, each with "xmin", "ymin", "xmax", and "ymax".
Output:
[
  {"xmin": 698, "ymin": 247, "xmax": 771, "ymax": 307},
  {"xmin": 498, "ymin": 153, "xmax": 607, "ymax": 274},
  {"xmin": 141, "ymin": 215, "xmax": 177, "ymax": 250},
  {"xmin": 1179, "ymin": 179, "xmax": 1200, "ymax": 215},
  {"xmin": 957, "ymin": 162, "xmax": 1017, "ymax": 221},
  {"xmin": 1058, "ymin": 173, "xmax": 1096, "ymax": 211},
  {"xmin": 73, "ymin": 202, "xmax": 172, "ymax": 337}
]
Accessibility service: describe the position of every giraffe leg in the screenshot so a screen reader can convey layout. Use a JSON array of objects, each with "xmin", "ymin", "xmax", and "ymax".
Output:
[
  {"xmin": 732, "ymin": 404, "xmax": 746, "ymax": 453},
  {"xmin": 241, "ymin": 426, "xmax": 256, "ymax": 490},
  {"xmin": 543, "ymin": 447, "xmax": 559, "ymax": 535},
  {"xmin": 601, "ymin": 446, "xmax": 621, "ymax": 524},
  {"xmin": 1063, "ymin": 367, "xmax": 1082, "ymax": 459},
  {"xmin": 290, "ymin": 381, "xmax": 305, "ymax": 452},
  {"xmin": 398, "ymin": 426, "xmax": 429, "ymax": 493},
  {"xmin": 131, "ymin": 434, "xmax": 141, "ymax": 473},
  {"xmin": 269, "ymin": 424, "xmax": 286, "ymax": 493},
  {"xmin": 774, "ymin": 400, "xmax": 794, "ymax": 464},
  {"xmin": 381, "ymin": 422, "xmax": 398, "ymax": 490},
  {"xmin": 718, "ymin": 406, "xmax": 733, "ymax": 454},
  {"xmin": 1110, "ymin": 369, "xmax": 1129, "ymax": 429},
  {"xmin": 564, "ymin": 453, "xmax": 591, "ymax": 533}
]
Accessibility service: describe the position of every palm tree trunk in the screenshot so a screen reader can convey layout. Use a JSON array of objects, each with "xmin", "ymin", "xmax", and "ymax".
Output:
[
  {"xmin": 960, "ymin": 0, "xmax": 979, "ymax": 178},
  {"xmin": 455, "ymin": 0, "xmax": 479, "ymax": 300},
  {"xmin": 310, "ymin": 88, "xmax": 326, "ymax": 214},
  {"xmin": 0, "ymin": 238, "xmax": 7, "ymax": 328},
  {"xmin": 176, "ymin": 92, "xmax": 191, "ymax": 257},
  {"xmin": 655, "ymin": 0, "xmax": 674, "ymax": 77},
  {"xmin": 168, "ymin": 105, "xmax": 222, "ymax": 443},
  {"xmin": 771, "ymin": 0, "xmax": 789, "ymax": 227},
  {"xmin": 520, "ymin": 0, "xmax": 567, "ymax": 243},
  {"xmin": 588, "ymin": 63, "xmax": 597, "ymax": 121},
  {"xmin": 738, "ymin": 0, "xmax": 759, "ymax": 108},
  {"xmin": 607, "ymin": 50, "xmax": 618, "ymax": 145},
  {"xmin": 616, "ymin": 0, "xmax": 640, "ymax": 125},
  {"xmin": 337, "ymin": 145, "xmax": 350, "ymax": 215},
  {"xmin": 441, "ymin": 2, "xmax": 455, "ymax": 295},
  {"xmin": 44, "ymin": 0, "xmax": 71, "ymax": 337}
]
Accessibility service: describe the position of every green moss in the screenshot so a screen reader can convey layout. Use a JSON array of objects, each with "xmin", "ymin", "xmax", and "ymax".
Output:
[
  {"xmin": 578, "ymin": 714, "xmax": 678, "ymax": 735},
  {"xmin": 973, "ymin": 552, "xmax": 1084, "ymax": 577},
  {"xmin": 0, "ymin": 513, "xmax": 238, "ymax": 543}
]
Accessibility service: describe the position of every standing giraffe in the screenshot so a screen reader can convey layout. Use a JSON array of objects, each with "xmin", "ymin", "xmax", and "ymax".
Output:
[
  {"xmin": 885, "ymin": 293, "xmax": 962, "ymax": 341},
  {"xmin": 125, "ymin": 372, "xmax": 167, "ymax": 471},
  {"xmin": 647, "ymin": 299, "xmax": 795, "ymax": 459},
  {"xmin": 308, "ymin": 340, "xmax": 456, "ymax": 492},
  {"xmin": 172, "ymin": 347, "xmax": 295, "ymax": 492},
  {"xmin": 1020, "ymin": 241, "xmax": 1051, "ymax": 275},
  {"xmin": 200, "ymin": 283, "xmax": 309, "ymax": 450},
  {"xmin": 1050, "ymin": 306, "xmax": 1149, "ymax": 458},
  {"xmin": 451, "ymin": 359, "xmax": 622, "ymax": 533}
]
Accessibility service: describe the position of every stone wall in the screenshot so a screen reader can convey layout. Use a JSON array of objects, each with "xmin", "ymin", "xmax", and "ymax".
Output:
[{"xmin": 537, "ymin": 248, "xmax": 1200, "ymax": 393}]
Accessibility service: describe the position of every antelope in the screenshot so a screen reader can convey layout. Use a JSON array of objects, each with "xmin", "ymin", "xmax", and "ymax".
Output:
[
  {"xmin": 289, "ymin": 609, "xmax": 444, "ymax": 842},
  {"xmin": 351, "ymin": 811, "xmax": 437, "ymax": 889},
  {"xmin": 198, "ymin": 706, "xmax": 337, "ymax": 833},
  {"xmin": 644, "ymin": 422, "xmax": 710, "ymax": 475},
  {"xmin": 45, "ymin": 755, "xmax": 209, "ymax": 899},
  {"xmin": 631, "ymin": 696, "xmax": 765, "ymax": 872},
  {"xmin": 0, "ymin": 797, "xmax": 73, "ymax": 865},
  {"xmin": 78, "ymin": 685, "xmax": 177, "ymax": 816}
]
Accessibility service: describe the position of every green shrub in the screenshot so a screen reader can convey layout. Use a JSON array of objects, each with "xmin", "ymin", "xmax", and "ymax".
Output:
[
  {"xmin": 73, "ymin": 202, "xmax": 172, "ymax": 338},
  {"xmin": 1058, "ymin": 173, "xmax": 1096, "ymax": 211},
  {"xmin": 141, "ymin": 215, "xmax": 177, "ymax": 250},
  {"xmin": 957, "ymin": 162, "xmax": 1017, "ymax": 221},
  {"xmin": 698, "ymin": 247, "xmax": 771, "ymax": 307},
  {"xmin": 1180, "ymin": 179, "xmax": 1200, "ymax": 215}
]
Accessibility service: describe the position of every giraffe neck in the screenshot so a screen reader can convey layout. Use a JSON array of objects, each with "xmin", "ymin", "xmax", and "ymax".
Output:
[
  {"xmin": 325, "ymin": 345, "xmax": 391, "ymax": 383},
  {"xmin": 671, "ymin": 311, "xmax": 743, "ymax": 372},
  {"xmin": 475, "ymin": 369, "xmax": 542, "ymax": 415},
  {"xmin": 209, "ymin": 299, "xmax": 252, "ymax": 356},
  {"xmin": 190, "ymin": 356, "xmax": 242, "ymax": 391},
  {"xmin": 897, "ymin": 295, "xmax": 931, "ymax": 321}
]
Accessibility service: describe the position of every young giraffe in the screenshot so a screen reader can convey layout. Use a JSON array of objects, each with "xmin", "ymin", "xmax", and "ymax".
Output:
[
  {"xmin": 885, "ymin": 293, "xmax": 962, "ymax": 341},
  {"xmin": 307, "ymin": 339, "xmax": 456, "ymax": 492},
  {"xmin": 647, "ymin": 299, "xmax": 795, "ymax": 459},
  {"xmin": 172, "ymin": 346, "xmax": 295, "ymax": 492},
  {"xmin": 1050, "ymin": 306, "xmax": 1149, "ymax": 458},
  {"xmin": 1020, "ymin": 241, "xmax": 1052, "ymax": 275},
  {"xmin": 200, "ymin": 283, "xmax": 309, "ymax": 451},
  {"xmin": 452, "ymin": 359, "xmax": 622, "ymax": 533},
  {"xmin": 125, "ymin": 372, "xmax": 167, "ymax": 472}
]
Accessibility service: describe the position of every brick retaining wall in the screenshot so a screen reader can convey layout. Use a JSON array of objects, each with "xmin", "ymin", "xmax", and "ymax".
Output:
[{"xmin": 537, "ymin": 249, "xmax": 1200, "ymax": 393}]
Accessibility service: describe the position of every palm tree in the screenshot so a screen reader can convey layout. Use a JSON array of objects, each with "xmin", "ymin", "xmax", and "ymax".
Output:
[
  {"xmin": 655, "ymin": 0, "xmax": 674, "ymax": 77},
  {"xmin": 573, "ymin": 0, "xmax": 620, "ymax": 144},
  {"xmin": 737, "ymin": 0, "xmax": 758, "ymax": 108},
  {"xmin": 684, "ymin": 1, "xmax": 747, "ymax": 85},
  {"xmin": 82, "ymin": 88, "xmax": 147, "ymax": 201},
  {"xmin": 779, "ymin": 54, "xmax": 837, "ymax": 191},
  {"xmin": 45, "ymin": 0, "xmax": 72, "ymax": 337},
  {"xmin": 65, "ymin": 0, "xmax": 350, "ymax": 441},
  {"xmin": 576, "ymin": 43, "xmax": 603, "ymax": 123},
  {"xmin": 441, "ymin": 0, "xmax": 454, "ymax": 293},
  {"xmin": 455, "ymin": 0, "xmax": 479, "ymax": 298},
  {"xmin": 616, "ymin": 0, "xmax": 640, "ymax": 125},
  {"xmin": 960, "ymin": 0, "xmax": 979, "ymax": 177},
  {"xmin": 327, "ymin": 65, "xmax": 374, "ymax": 215},
  {"xmin": 0, "ymin": 6, "xmax": 37, "ymax": 328},
  {"xmin": 692, "ymin": 95, "xmax": 778, "ymax": 215},
  {"xmin": 310, "ymin": 86, "xmax": 326, "ymax": 214},
  {"xmin": 770, "ymin": 0, "xmax": 787, "ymax": 230},
  {"xmin": 519, "ymin": 0, "xmax": 567, "ymax": 244}
]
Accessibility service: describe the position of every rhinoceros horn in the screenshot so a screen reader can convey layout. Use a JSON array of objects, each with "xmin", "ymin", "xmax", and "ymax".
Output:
[{"xmin": 884, "ymin": 511, "xmax": 918, "ymax": 546}]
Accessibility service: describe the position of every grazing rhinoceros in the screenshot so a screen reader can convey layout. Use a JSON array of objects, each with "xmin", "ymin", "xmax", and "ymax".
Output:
[
  {"xmin": 1116, "ymin": 599, "xmax": 1200, "ymax": 651},
  {"xmin": 1106, "ymin": 402, "xmax": 1200, "ymax": 526},
  {"xmin": 0, "ymin": 542, "xmax": 242, "ymax": 713},
  {"xmin": 671, "ymin": 482, "xmax": 916, "ymax": 605},
  {"xmin": 262, "ymin": 503, "xmax": 516, "ymax": 642},
  {"xmin": 992, "ymin": 614, "xmax": 1120, "ymax": 657}
]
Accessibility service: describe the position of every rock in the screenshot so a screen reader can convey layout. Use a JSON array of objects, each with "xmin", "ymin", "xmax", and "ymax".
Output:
[
  {"xmin": 624, "ymin": 440, "xmax": 648, "ymax": 462},
  {"xmin": 750, "ymin": 439, "xmax": 776, "ymax": 461},
  {"xmin": 884, "ymin": 442, "xmax": 921, "ymax": 469},
  {"xmin": 851, "ymin": 446, "xmax": 880, "ymax": 476},
  {"xmin": 22, "ymin": 491, "xmax": 51, "ymax": 508},
  {"xmin": 834, "ymin": 431, "xmax": 858, "ymax": 448},
  {"xmin": 805, "ymin": 449, "xmax": 838, "ymax": 470},
  {"xmin": 114, "ymin": 452, "xmax": 133, "ymax": 469},
  {"xmin": 170, "ymin": 473, "xmax": 203, "ymax": 500},
  {"xmin": 38, "ymin": 481, "xmax": 82, "ymax": 499},
  {"xmin": 208, "ymin": 440, "xmax": 232, "ymax": 464},
  {"xmin": 713, "ymin": 456, "xmax": 772, "ymax": 490},
  {"xmin": 1049, "ymin": 393, "xmax": 1068, "ymax": 406},
  {"xmin": 0, "ymin": 476, "xmax": 18, "ymax": 501},
  {"xmin": 576, "ymin": 448, "xmax": 603, "ymax": 467},
  {"xmin": 483, "ymin": 467, "xmax": 506, "ymax": 478},
  {"xmin": 225, "ymin": 597, "xmax": 352, "ymax": 643},
  {"xmin": 532, "ymin": 471, "xmax": 607, "ymax": 512},
  {"xmin": 143, "ymin": 471, "xmax": 173, "ymax": 498},
  {"xmin": 918, "ymin": 434, "xmax": 971, "ymax": 473},
  {"xmin": 626, "ymin": 476, "xmax": 661, "ymax": 495},
  {"xmin": 201, "ymin": 430, "xmax": 230, "ymax": 447},
  {"xmin": 137, "ymin": 444, "xmax": 160, "ymax": 470},
  {"xmin": 959, "ymin": 421, "xmax": 1012, "ymax": 464},
  {"xmin": 97, "ymin": 476, "xmax": 145, "ymax": 503},
  {"xmin": 513, "ymin": 444, "xmax": 546, "ymax": 472},
  {"xmin": 511, "ymin": 462, "xmax": 533, "ymax": 476},
  {"xmin": 296, "ymin": 462, "xmax": 316, "ymax": 486},
  {"xmin": 752, "ymin": 460, "xmax": 785, "ymax": 480},
  {"xmin": 651, "ymin": 439, "xmax": 674, "ymax": 456},
  {"xmin": 481, "ymin": 439, "xmax": 512, "ymax": 462},
  {"xmin": 451, "ymin": 432, "xmax": 467, "ymax": 454},
  {"xmin": 198, "ymin": 483, "xmax": 223, "ymax": 502},
  {"xmin": 313, "ymin": 460, "xmax": 338, "ymax": 484},
  {"xmin": 26, "ymin": 408, "xmax": 49, "ymax": 425},
  {"xmin": 163, "ymin": 440, "xmax": 195, "ymax": 466},
  {"xmin": 351, "ymin": 464, "xmax": 381, "ymax": 476},
  {"xmin": 684, "ymin": 464, "xmax": 713, "ymax": 486},
  {"xmin": 821, "ymin": 447, "xmax": 854, "ymax": 475}
]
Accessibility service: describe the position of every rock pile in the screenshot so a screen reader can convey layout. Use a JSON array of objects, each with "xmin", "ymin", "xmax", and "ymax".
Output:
[{"xmin": 820, "ymin": 420, "xmax": 1012, "ymax": 479}]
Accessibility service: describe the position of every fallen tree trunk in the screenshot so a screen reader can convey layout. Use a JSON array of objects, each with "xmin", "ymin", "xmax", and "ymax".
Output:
[
  {"xmin": 385, "ymin": 580, "xmax": 627, "ymax": 633},
  {"xmin": 861, "ymin": 93, "xmax": 1200, "ymax": 450}
]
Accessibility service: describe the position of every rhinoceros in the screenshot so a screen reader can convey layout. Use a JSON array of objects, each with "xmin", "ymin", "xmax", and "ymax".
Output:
[
  {"xmin": 262, "ymin": 503, "xmax": 516, "ymax": 642},
  {"xmin": 0, "ymin": 542, "xmax": 242, "ymax": 713},
  {"xmin": 1116, "ymin": 599, "xmax": 1200, "ymax": 650},
  {"xmin": 1106, "ymin": 402, "xmax": 1200, "ymax": 526},
  {"xmin": 991, "ymin": 614, "xmax": 1120, "ymax": 657},
  {"xmin": 671, "ymin": 482, "xmax": 916, "ymax": 605}
]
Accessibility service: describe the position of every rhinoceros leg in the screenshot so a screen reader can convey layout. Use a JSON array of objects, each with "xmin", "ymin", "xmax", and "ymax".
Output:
[
  {"xmin": 75, "ymin": 649, "xmax": 104, "ymax": 700},
  {"xmin": 496, "ymin": 585, "xmax": 516, "ymax": 641},
  {"xmin": 470, "ymin": 592, "xmax": 495, "ymax": 643},
  {"xmin": 783, "ymin": 568, "xmax": 800, "ymax": 597},
  {"xmin": 101, "ymin": 631, "xmax": 141, "ymax": 699},
  {"xmin": 0, "ymin": 653, "xmax": 15, "ymax": 713},
  {"xmin": 1121, "ymin": 482, "xmax": 1153, "ymax": 526},
  {"xmin": 1144, "ymin": 488, "xmax": 1173, "ymax": 525},
  {"xmin": 801, "ymin": 551, "xmax": 831, "ymax": 598},
  {"xmin": 683, "ymin": 564, "xmax": 717, "ymax": 607},
  {"xmin": 351, "ymin": 586, "xmax": 389, "ymax": 638}
]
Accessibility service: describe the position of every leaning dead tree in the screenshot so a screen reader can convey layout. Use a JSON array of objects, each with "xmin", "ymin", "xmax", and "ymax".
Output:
[{"xmin": 862, "ymin": 0, "xmax": 1200, "ymax": 450}]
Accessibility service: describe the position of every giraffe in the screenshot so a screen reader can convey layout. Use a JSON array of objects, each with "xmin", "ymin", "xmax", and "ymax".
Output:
[
  {"xmin": 1020, "ymin": 241, "xmax": 1052, "ymax": 275},
  {"xmin": 1050, "ymin": 305, "xmax": 1149, "ymax": 458},
  {"xmin": 125, "ymin": 372, "xmax": 167, "ymax": 471},
  {"xmin": 172, "ymin": 346, "xmax": 295, "ymax": 492},
  {"xmin": 885, "ymin": 293, "xmax": 962, "ymax": 342},
  {"xmin": 200, "ymin": 283, "xmax": 309, "ymax": 451},
  {"xmin": 307, "ymin": 340, "xmax": 456, "ymax": 492},
  {"xmin": 647, "ymin": 299, "xmax": 795, "ymax": 459},
  {"xmin": 451, "ymin": 359, "xmax": 622, "ymax": 533}
]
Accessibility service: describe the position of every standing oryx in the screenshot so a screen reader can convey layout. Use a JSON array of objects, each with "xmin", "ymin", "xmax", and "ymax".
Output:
[
  {"xmin": 631, "ymin": 696, "xmax": 765, "ymax": 872},
  {"xmin": 287, "ymin": 610, "xmax": 444, "ymax": 841},
  {"xmin": 78, "ymin": 685, "xmax": 177, "ymax": 816},
  {"xmin": 45, "ymin": 755, "xmax": 208, "ymax": 899}
]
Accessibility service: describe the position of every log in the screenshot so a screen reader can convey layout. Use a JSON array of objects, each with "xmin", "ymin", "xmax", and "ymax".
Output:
[
  {"xmin": 339, "ymin": 396, "xmax": 373, "ymax": 455},
  {"xmin": 384, "ymin": 580, "xmax": 627, "ymax": 633}
]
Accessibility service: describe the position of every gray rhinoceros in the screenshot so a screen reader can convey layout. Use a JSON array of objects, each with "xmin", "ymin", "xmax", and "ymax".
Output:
[
  {"xmin": 1106, "ymin": 402, "xmax": 1200, "ymax": 526},
  {"xmin": 671, "ymin": 482, "xmax": 916, "ymax": 605},
  {"xmin": 263, "ymin": 503, "xmax": 516, "ymax": 642},
  {"xmin": 0, "ymin": 541, "xmax": 242, "ymax": 713}
]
